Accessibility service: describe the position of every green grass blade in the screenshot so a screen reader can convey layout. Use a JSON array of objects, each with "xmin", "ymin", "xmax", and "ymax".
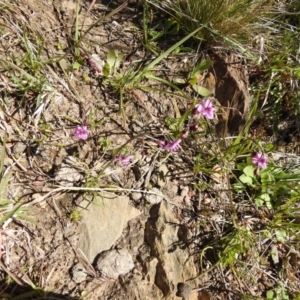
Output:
[
  {"xmin": 79, "ymin": 2, "xmax": 128, "ymax": 43},
  {"xmin": 0, "ymin": 202, "xmax": 24, "ymax": 227},
  {"xmin": 143, "ymin": 25, "xmax": 205, "ymax": 73}
]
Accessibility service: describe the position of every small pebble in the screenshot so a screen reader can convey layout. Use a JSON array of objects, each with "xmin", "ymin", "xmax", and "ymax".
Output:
[
  {"xmin": 71, "ymin": 263, "xmax": 87, "ymax": 283},
  {"xmin": 131, "ymin": 192, "xmax": 143, "ymax": 201},
  {"xmin": 145, "ymin": 188, "xmax": 164, "ymax": 205}
]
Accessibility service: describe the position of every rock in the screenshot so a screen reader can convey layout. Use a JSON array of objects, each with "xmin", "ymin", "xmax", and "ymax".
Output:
[
  {"xmin": 130, "ymin": 192, "xmax": 143, "ymax": 201},
  {"xmin": 55, "ymin": 165, "xmax": 82, "ymax": 186},
  {"xmin": 121, "ymin": 270, "xmax": 164, "ymax": 300},
  {"xmin": 208, "ymin": 51, "xmax": 249, "ymax": 135},
  {"xmin": 145, "ymin": 200, "xmax": 198, "ymax": 299},
  {"xmin": 152, "ymin": 164, "xmax": 169, "ymax": 187},
  {"xmin": 71, "ymin": 263, "xmax": 87, "ymax": 283},
  {"xmin": 78, "ymin": 193, "xmax": 141, "ymax": 262},
  {"xmin": 96, "ymin": 248, "xmax": 134, "ymax": 279},
  {"xmin": 177, "ymin": 283, "xmax": 192, "ymax": 299},
  {"xmin": 12, "ymin": 142, "xmax": 26, "ymax": 154},
  {"xmin": 145, "ymin": 188, "xmax": 164, "ymax": 205}
]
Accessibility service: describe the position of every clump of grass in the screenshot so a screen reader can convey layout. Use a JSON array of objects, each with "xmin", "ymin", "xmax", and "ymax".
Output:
[
  {"xmin": 149, "ymin": 0, "xmax": 279, "ymax": 58},
  {"xmin": 170, "ymin": 0, "xmax": 273, "ymax": 39}
]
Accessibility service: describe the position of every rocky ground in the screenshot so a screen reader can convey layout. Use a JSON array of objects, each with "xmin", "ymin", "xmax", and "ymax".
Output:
[{"xmin": 0, "ymin": 1, "xmax": 299, "ymax": 300}]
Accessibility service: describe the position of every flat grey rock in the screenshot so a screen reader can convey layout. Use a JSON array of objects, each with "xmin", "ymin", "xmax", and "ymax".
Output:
[{"xmin": 78, "ymin": 193, "xmax": 141, "ymax": 262}]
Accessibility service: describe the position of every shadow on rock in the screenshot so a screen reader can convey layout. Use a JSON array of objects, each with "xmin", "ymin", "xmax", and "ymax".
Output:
[{"xmin": 0, "ymin": 280, "xmax": 80, "ymax": 300}]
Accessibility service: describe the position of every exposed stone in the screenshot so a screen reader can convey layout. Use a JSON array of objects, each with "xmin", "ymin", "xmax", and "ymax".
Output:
[
  {"xmin": 96, "ymin": 248, "xmax": 134, "ymax": 279},
  {"xmin": 55, "ymin": 165, "xmax": 82, "ymax": 186},
  {"xmin": 145, "ymin": 199, "xmax": 198, "ymax": 299},
  {"xmin": 78, "ymin": 194, "xmax": 141, "ymax": 262},
  {"xmin": 145, "ymin": 188, "xmax": 164, "ymax": 205},
  {"xmin": 71, "ymin": 263, "xmax": 87, "ymax": 283},
  {"xmin": 207, "ymin": 51, "xmax": 249, "ymax": 135},
  {"xmin": 130, "ymin": 191, "xmax": 143, "ymax": 201},
  {"xmin": 12, "ymin": 142, "xmax": 26, "ymax": 154},
  {"xmin": 177, "ymin": 282, "xmax": 192, "ymax": 299}
]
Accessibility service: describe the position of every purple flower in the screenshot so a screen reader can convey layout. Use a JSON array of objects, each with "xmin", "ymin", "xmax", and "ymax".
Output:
[
  {"xmin": 117, "ymin": 155, "xmax": 134, "ymax": 166},
  {"xmin": 181, "ymin": 130, "xmax": 189, "ymax": 139},
  {"xmin": 252, "ymin": 152, "xmax": 268, "ymax": 169},
  {"xmin": 157, "ymin": 140, "xmax": 166, "ymax": 148},
  {"xmin": 192, "ymin": 99, "xmax": 215, "ymax": 119},
  {"xmin": 158, "ymin": 138, "xmax": 182, "ymax": 152},
  {"xmin": 73, "ymin": 124, "xmax": 89, "ymax": 140}
]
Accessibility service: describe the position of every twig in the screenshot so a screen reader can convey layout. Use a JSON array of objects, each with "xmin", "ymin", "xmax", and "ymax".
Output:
[
  {"xmin": 261, "ymin": 71, "xmax": 277, "ymax": 109},
  {"xmin": 24, "ymin": 186, "xmax": 170, "ymax": 207}
]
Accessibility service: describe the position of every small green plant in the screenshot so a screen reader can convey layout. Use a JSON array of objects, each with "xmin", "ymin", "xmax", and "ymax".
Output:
[
  {"xmin": 173, "ymin": 59, "xmax": 213, "ymax": 96},
  {"xmin": 0, "ymin": 136, "xmax": 36, "ymax": 227},
  {"xmin": 234, "ymin": 158, "xmax": 300, "ymax": 209},
  {"xmin": 102, "ymin": 50, "xmax": 125, "ymax": 83},
  {"xmin": 98, "ymin": 137, "xmax": 111, "ymax": 152},
  {"xmin": 69, "ymin": 209, "xmax": 82, "ymax": 222},
  {"xmin": 266, "ymin": 284, "xmax": 289, "ymax": 300}
]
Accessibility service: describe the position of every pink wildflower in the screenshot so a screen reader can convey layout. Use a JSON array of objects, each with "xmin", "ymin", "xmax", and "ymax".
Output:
[
  {"xmin": 181, "ymin": 130, "xmax": 189, "ymax": 139},
  {"xmin": 117, "ymin": 155, "xmax": 134, "ymax": 166},
  {"xmin": 73, "ymin": 124, "xmax": 89, "ymax": 140},
  {"xmin": 252, "ymin": 152, "xmax": 268, "ymax": 169},
  {"xmin": 158, "ymin": 138, "xmax": 182, "ymax": 152},
  {"xmin": 192, "ymin": 99, "xmax": 215, "ymax": 119},
  {"xmin": 157, "ymin": 140, "xmax": 166, "ymax": 148}
]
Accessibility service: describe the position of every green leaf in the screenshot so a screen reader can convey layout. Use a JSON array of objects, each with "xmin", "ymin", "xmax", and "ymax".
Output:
[
  {"xmin": 243, "ymin": 165, "xmax": 255, "ymax": 177},
  {"xmin": 106, "ymin": 50, "xmax": 116, "ymax": 69},
  {"xmin": 103, "ymin": 62, "xmax": 110, "ymax": 77},
  {"xmin": 191, "ymin": 84, "xmax": 212, "ymax": 96},
  {"xmin": 115, "ymin": 53, "xmax": 124, "ymax": 70},
  {"xmin": 255, "ymin": 197, "xmax": 264, "ymax": 207},
  {"xmin": 266, "ymin": 290, "xmax": 274, "ymax": 300},
  {"xmin": 0, "ymin": 199, "xmax": 10, "ymax": 207},
  {"xmin": 72, "ymin": 61, "xmax": 81, "ymax": 70},
  {"xmin": 196, "ymin": 59, "xmax": 212, "ymax": 72},
  {"xmin": 275, "ymin": 229, "xmax": 287, "ymax": 242},
  {"xmin": 173, "ymin": 77, "xmax": 186, "ymax": 84},
  {"xmin": 188, "ymin": 73, "xmax": 199, "ymax": 85},
  {"xmin": 239, "ymin": 173, "xmax": 253, "ymax": 185},
  {"xmin": 177, "ymin": 46, "xmax": 193, "ymax": 52},
  {"xmin": 165, "ymin": 20, "xmax": 179, "ymax": 35},
  {"xmin": 265, "ymin": 143, "xmax": 276, "ymax": 151},
  {"xmin": 256, "ymin": 193, "xmax": 272, "ymax": 209},
  {"xmin": 233, "ymin": 183, "xmax": 245, "ymax": 193}
]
